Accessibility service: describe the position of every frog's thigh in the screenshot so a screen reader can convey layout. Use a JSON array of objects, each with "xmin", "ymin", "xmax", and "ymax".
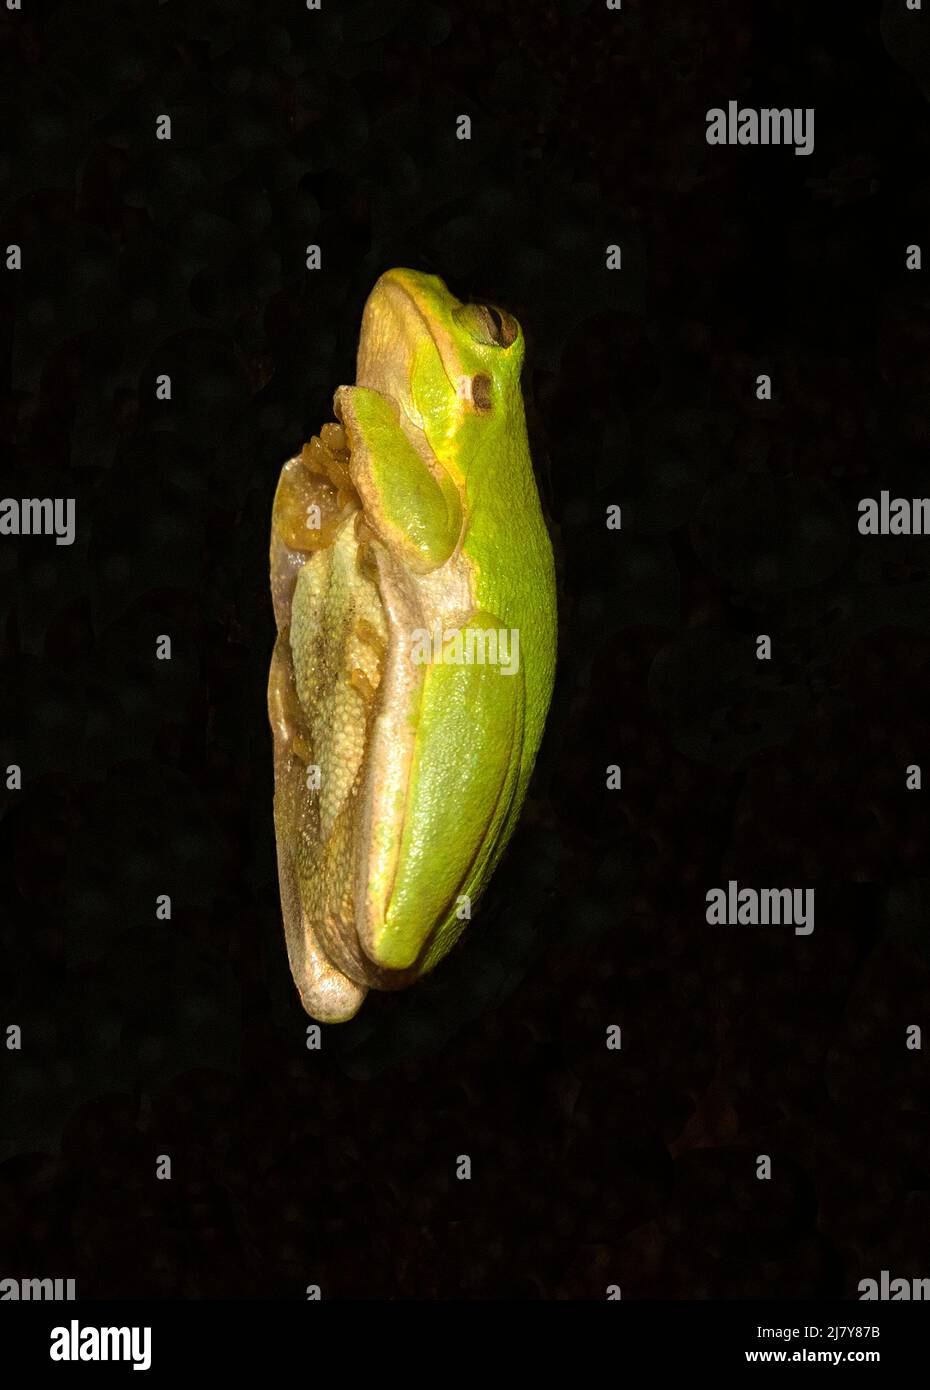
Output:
[
  {"xmin": 269, "ymin": 633, "xmax": 367, "ymax": 1024},
  {"xmin": 368, "ymin": 610, "xmax": 525, "ymax": 971}
]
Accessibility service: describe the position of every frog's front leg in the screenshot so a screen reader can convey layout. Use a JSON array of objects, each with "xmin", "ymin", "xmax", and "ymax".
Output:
[{"xmin": 335, "ymin": 385, "xmax": 463, "ymax": 573}]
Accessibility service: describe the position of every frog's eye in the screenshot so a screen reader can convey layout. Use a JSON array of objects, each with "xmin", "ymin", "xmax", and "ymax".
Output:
[{"xmin": 453, "ymin": 301, "xmax": 519, "ymax": 348}]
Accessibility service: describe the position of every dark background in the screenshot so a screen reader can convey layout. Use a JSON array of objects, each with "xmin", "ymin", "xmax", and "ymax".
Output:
[{"xmin": 1, "ymin": 0, "xmax": 929, "ymax": 1299}]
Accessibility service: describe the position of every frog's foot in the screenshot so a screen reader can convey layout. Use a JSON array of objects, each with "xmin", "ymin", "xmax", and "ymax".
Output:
[
  {"xmin": 291, "ymin": 909, "xmax": 368, "ymax": 1024},
  {"xmin": 270, "ymin": 422, "xmax": 360, "ymax": 629},
  {"xmin": 272, "ymin": 422, "xmax": 358, "ymax": 549}
]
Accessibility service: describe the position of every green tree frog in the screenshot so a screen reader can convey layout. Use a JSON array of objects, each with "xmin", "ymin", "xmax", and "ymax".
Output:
[{"xmin": 268, "ymin": 269, "xmax": 557, "ymax": 1021}]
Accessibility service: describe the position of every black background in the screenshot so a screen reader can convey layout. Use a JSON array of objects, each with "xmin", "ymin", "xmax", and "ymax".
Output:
[{"xmin": 1, "ymin": 0, "xmax": 930, "ymax": 1300}]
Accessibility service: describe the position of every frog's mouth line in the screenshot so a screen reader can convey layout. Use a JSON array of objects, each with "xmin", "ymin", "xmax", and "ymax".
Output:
[{"xmin": 356, "ymin": 277, "xmax": 460, "ymax": 438}]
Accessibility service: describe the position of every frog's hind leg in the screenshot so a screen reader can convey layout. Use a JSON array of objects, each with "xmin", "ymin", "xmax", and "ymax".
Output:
[
  {"xmin": 280, "ymin": 859, "xmax": 367, "ymax": 1024},
  {"xmin": 268, "ymin": 631, "xmax": 367, "ymax": 1023}
]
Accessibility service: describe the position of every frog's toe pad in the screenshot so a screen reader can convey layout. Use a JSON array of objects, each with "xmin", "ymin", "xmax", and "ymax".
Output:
[{"xmin": 293, "ymin": 917, "xmax": 368, "ymax": 1023}]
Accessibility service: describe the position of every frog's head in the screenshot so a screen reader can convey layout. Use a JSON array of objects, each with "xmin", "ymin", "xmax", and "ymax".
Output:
[{"xmin": 355, "ymin": 267, "xmax": 525, "ymax": 476}]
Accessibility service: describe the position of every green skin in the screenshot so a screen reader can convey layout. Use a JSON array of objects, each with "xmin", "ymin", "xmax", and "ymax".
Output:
[{"xmin": 333, "ymin": 268, "xmax": 558, "ymax": 979}]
